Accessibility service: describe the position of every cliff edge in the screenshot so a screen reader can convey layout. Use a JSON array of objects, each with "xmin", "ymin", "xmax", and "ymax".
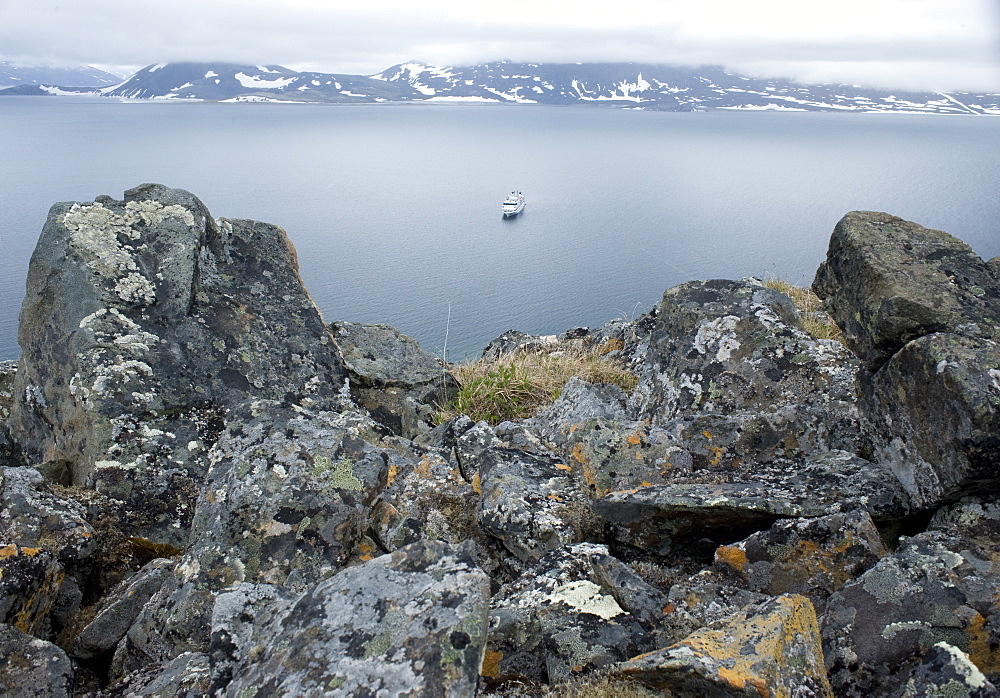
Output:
[{"xmin": 0, "ymin": 185, "xmax": 998, "ymax": 696}]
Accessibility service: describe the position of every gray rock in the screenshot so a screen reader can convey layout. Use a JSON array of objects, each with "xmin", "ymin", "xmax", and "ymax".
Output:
[
  {"xmin": 822, "ymin": 530, "xmax": 1000, "ymax": 695},
  {"xmin": 107, "ymin": 651, "xmax": 210, "ymax": 697},
  {"xmin": 208, "ymin": 583, "xmax": 297, "ymax": 695},
  {"xmin": 902, "ymin": 642, "xmax": 999, "ymax": 697},
  {"xmin": 331, "ymin": 321, "xmax": 458, "ymax": 438},
  {"xmin": 8, "ymin": 184, "xmax": 349, "ymax": 545},
  {"xmin": 222, "ymin": 540, "xmax": 490, "ymax": 697},
  {"xmin": 861, "ymin": 332, "xmax": 1000, "ymax": 510},
  {"xmin": 482, "ymin": 330, "xmax": 559, "ymax": 361},
  {"xmin": 629, "ymin": 279, "xmax": 863, "ymax": 460},
  {"xmin": 0, "ymin": 544, "xmax": 63, "ymax": 638},
  {"xmin": 72, "ymin": 558, "xmax": 173, "ymax": 659},
  {"xmin": 110, "ymin": 400, "xmax": 401, "ymax": 675},
  {"xmin": 594, "ymin": 450, "xmax": 910, "ymax": 556},
  {"xmin": 713, "ymin": 510, "xmax": 887, "ymax": 613},
  {"xmin": 485, "ymin": 543, "xmax": 660, "ymax": 684},
  {"xmin": 475, "ymin": 447, "xmax": 594, "ymax": 563},
  {"xmin": 0, "ymin": 623, "xmax": 74, "ymax": 697},
  {"xmin": 813, "ymin": 211, "xmax": 1000, "ymax": 369}
]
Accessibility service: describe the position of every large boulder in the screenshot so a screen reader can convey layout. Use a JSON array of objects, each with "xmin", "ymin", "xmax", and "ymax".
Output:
[
  {"xmin": 629, "ymin": 279, "xmax": 862, "ymax": 457},
  {"xmin": 822, "ymin": 507, "xmax": 1000, "ymax": 695},
  {"xmin": 485, "ymin": 543, "xmax": 663, "ymax": 685},
  {"xmin": 617, "ymin": 594, "xmax": 832, "ymax": 696},
  {"xmin": 331, "ymin": 321, "xmax": 458, "ymax": 439},
  {"xmin": 221, "ymin": 540, "xmax": 490, "ymax": 697},
  {"xmin": 8, "ymin": 184, "xmax": 349, "ymax": 544},
  {"xmin": 861, "ymin": 332, "xmax": 1000, "ymax": 510},
  {"xmin": 594, "ymin": 450, "xmax": 910, "ymax": 557},
  {"xmin": 813, "ymin": 211, "xmax": 1000, "ymax": 370},
  {"xmin": 109, "ymin": 400, "xmax": 403, "ymax": 676}
]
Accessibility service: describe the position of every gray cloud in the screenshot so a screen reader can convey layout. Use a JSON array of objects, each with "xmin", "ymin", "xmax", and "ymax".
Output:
[{"xmin": 0, "ymin": 0, "xmax": 997, "ymax": 91}]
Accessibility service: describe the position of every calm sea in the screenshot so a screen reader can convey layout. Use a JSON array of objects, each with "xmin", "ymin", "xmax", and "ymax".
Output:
[{"xmin": 2, "ymin": 98, "xmax": 998, "ymax": 361}]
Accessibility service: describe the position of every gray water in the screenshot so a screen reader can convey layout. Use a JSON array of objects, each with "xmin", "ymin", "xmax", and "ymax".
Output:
[{"xmin": 2, "ymin": 98, "xmax": 998, "ymax": 361}]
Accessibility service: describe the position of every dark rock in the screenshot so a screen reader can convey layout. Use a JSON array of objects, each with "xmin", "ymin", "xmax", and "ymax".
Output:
[
  {"xmin": 482, "ymin": 330, "xmax": 558, "ymax": 361},
  {"xmin": 861, "ymin": 332, "xmax": 1000, "ymax": 510},
  {"xmin": 713, "ymin": 510, "xmax": 887, "ymax": 613},
  {"xmin": 0, "ymin": 623, "xmax": 74, "ymax": 697},
  {"xmin": 0, "ymin": 544, "xmax": 64, "ymax": 637},
  {"xmin": 107, "ymin": 651, "xmax": 210, "ymax": 697},
  {"xmin": 331, "ymin": 321, "xmax": 458, "ymax": 438},
  {"xmin": 822, "ymin": 530, "xmax": 1000, "ymax": 694},
  {"xmin": 8, "ymin": 184, "xmax": 349, "ymax": 545},
  {"xmin": 222, "ymin": 540, "xmax": 490, "ymax": 697},
  {"xmin": 813, "ymin": 211, "xmax": 1000, "ymax": 370},
  {"xmin": 72, "ymin": 558, "xmax": 173, "ymax": 660},
  {"xmin": 665, "ymin": 568, "xmax": 769, "ymax": 629},
  {"xmin": 485, "ymin": 543, "xmax": 661, "ymax": 684},
  {"xmin": 110, "ymin": 400, "xmax": 401, "ymax": 675},
  {"xmin": 0, "ymin": 361, "xmax": 15, "ymax": 421},
  {"xmin": 617, "ymin": 594, "xmax": 833, "ymax": 696},
  {"xmin": 594, "ymin": 450, "xmax": 910, "ymax": 556},
  {"xmin": 630, "ymin": 279, "xmax": 863, "ymax": 459},
  {"xmin": 208, "ymin": 583, "xmax": 297, "ymax": 695},
  {"xmin": 475, "ymin": 447, "xmax": 594, "ymax": 563},
  {"xmin": 902, "ymin": 642, "xmax": 999, "ymax": 697}
]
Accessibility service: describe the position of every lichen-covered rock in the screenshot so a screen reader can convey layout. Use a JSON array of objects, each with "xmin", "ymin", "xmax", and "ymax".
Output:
[
  {"xmin": 485, "ymin": 543, "xmax": 662, "ymax": 685},
  {"xmin": 8, "ymin": 184, "xmax": 349, "ymax": 544},
  {"xmin": 331, "ymin": 322, "xmax": 458, "ymax": 438},
  {"xmin": 107, "ymin": 651, "xmax": 210, "ymax": 697},
  {"xmin": 902, "ymin": 642, "xmax": 999, "ymax": 697},
  {"xmin": 110, "ymin": 399, "xmax": 403, "ymax": 675},
  {"xmin": 861, "ymin": 332, "xmax": 1000, "ymax": 510},
  {"xmin": 822, "ymin": 530, "xmax": 1000, "ymax": 695},
  {"xmin": 813, "ymin": 211, "xmax": 1000, "ymax": 369},
  {"xmin": 72, "ymin": 557, "xmax": 173, "ymax": 660},
  {"xmin": 208, "ymin": 583, "xmax": 297, "ymax": 695},
  {"xmin": 475, "ymin": 447, "xmax": 594, "ymax": 563},
  {"xmin": 629, "ymin": 280, "xmax": 861, "ymax": 458},
  {"xmin": 482, "ymin": 330, "xmax": 559, "ymax": 361},
  {"xmin": 618, "ymin": 594, "xmax": 833, "ymax": 697},
  {"xmin": 0, "ymin": 544, "xmax": 64, "ymax": 637},
  {"xmin": 0, "ymin": 623, "xmax": 74, "ymax": 697},
  {"xmin": 713, "ymin": 510, "xmax": 887, "ymax": 613},
  {"xmin": 0, "ymin": 361, "xmax": 16, "ymax": 422},
  {"xmin": 594, "ymin": 450, "xmax": 909, "ymax": 556},
  {"xmin": 221, "ymin": 540, "xmax": 490, "ymax": 697}
]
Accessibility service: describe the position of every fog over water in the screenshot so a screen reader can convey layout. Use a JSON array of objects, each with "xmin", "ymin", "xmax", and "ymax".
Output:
[{"xmin": 1, "ymin": 98, "xmax": 998, "ymax": 360}]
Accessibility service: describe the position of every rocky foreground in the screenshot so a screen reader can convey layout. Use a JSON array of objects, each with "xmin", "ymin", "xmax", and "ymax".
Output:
[{"xmin": 0, "ymin": 184, "xmax": 998, "ymax": 696}]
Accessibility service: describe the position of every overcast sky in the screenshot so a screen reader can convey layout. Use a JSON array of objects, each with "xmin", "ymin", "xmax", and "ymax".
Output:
[{"xmin": 1, "ymin": 0, "xmax": 998, "ymax": 92}]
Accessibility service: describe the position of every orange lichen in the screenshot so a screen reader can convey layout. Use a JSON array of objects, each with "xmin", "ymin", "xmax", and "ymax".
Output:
[
  {"xmin": 471, "ymin": 472, "xmax": 482, "ymax": 495},
  {"xmin": 481, "ymin": 649, "xmax": 504, "ymax": 678},
  {"xmin": 555, "ymin": 463, "xmax": 573, "ymax": 471},
  {"xmin": 571, "ymin": 443, "xmax": 588, "ymax": 464},
  {"xmin": 386, "ymin": 463, "xmax": 399, "ymax": 487},
  {"xmin": 967, "ymin": 611, "xmax": 1000, "ymax": 675},
  {"xmin": 716, "ymin": 545, "xmax": 750, "ymax": 573}
]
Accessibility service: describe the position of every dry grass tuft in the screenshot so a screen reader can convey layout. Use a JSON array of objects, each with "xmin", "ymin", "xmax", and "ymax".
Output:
[
  {"xmin": 437, "ymin": 339, "xmax": 637, "ymax": 425},
  {"xmin": 763, "ymin": 277, "xmax": 844, "ymax": 342}
]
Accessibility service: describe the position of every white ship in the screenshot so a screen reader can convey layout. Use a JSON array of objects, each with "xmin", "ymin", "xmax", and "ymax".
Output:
[{"xmin": 502, "ymin": 191, "xmax": 525, "ymax": 217}]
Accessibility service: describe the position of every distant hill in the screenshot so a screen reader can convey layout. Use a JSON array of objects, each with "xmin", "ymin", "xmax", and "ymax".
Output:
[
  {"xmin": 0, "ymin": 62, "xmax": 122, "ymax": 88},
  {"xmin": 3, "ymin": 60, "xmax": 998, "ymax": 114}
]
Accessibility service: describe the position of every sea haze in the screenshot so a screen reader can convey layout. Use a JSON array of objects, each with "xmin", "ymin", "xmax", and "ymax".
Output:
[{"xmin": 1, "ymin": 98, "xmax": 998, "ymax": 360}]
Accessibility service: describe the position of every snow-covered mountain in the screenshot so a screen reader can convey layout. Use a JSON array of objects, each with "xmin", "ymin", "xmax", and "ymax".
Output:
[
  {"xmin": 99, "ymin": 62, "xmax": 417, "ymax": 102},
  {"xmin": 0, "ymin": 62, "xmax": 122, "ymax": 88},
  {"xmin": 3, "ymin": 60, "xmax": 998, "ymax": 114},
  {"xmin": 373, "ymin": 61, "xmax": 1000, "ymax": 114}
]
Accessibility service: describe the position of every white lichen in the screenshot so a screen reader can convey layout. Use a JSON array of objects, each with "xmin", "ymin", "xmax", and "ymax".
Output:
[
  {"xmin": 545, "ymin": 579, "xmax": 625, "ymax": 619},
  {"xmin": 693, "ymin": 316, "xmax": 741, "ymax": 362}
]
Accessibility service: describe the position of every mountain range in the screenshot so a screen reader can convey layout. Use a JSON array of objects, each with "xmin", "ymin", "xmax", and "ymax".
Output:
[
  {"xmin": 2, "ymin": 60, "xmax": 998, "ymax": 114},
  {"xmin": 0, "ymin": 62, "xmax": 122, "ymax": 88}
]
